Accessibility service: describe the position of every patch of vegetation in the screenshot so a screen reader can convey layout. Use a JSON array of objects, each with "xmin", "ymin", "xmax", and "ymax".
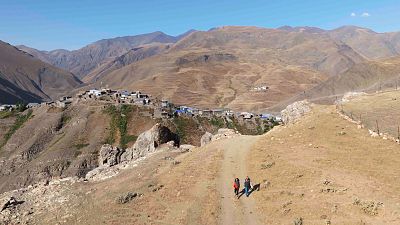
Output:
[
  {"xmin": 0, "ymin": 111, "xmax": 14, "ymax": 119},
  {"xmin": 173, "ymin": 117, "xmax": 189, "ymax": 143},
  {"xmin": 210, "ymin": 117, "xmax": 225, "ymax": 128},
  {"xmin": 104, "ymin": 105, "xmax": 118, "ymax": 145},
  {"xmin": 104, "ymin": 105, "xmax": 136, "ymax": 148},
  {"xmin": 0, "ymin": 109, "xmax": 33, "ymax": 148},
  {"xmin": 15, "ymin": 103, "xmax": 27, "ymax": 112},
  {"xmin": 61, "ymin": 114, "xmax": 71, "ymax": 125}
]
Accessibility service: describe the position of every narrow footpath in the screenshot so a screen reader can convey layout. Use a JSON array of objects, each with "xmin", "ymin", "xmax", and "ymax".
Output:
[{"xmin": 216, "ymin": 135, "xmax": 261, "ymax": 225}]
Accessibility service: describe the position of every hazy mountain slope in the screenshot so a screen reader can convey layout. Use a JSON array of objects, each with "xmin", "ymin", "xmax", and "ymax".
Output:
[
  {"xmin": 83, "ymin": 43, "xmax": 171, "ymax": 83},
  {"xmin": 0, "ymin": 41, "xmax": 82, "ymax": 104},
  {"xmin": 328, "ymin": 26, "xmax": 400, "ymax": 59},
  {"xmin": 92, "ymin": 26, "xmax": 372, "ymax": 111},
  {"xmin": 18, "ymin": 31, "xmax": 195, "ymax": 79},
  {"xmin": 278, "ymin": 25, "xmax": 400, "ymax": 59},
  {"xmin": 172, "ymin": 26, "xmax": 365, "ymax": 76},
  {"xmin": 272, "ymin": 56, "xmax": 400, "ymax": 108}
]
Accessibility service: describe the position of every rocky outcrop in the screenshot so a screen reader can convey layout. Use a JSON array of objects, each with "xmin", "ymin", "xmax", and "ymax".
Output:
[
  {"xmin": 281, "ymin": 100, "xmax": 312, "ymax": 124},
  {"xmin": 201, "ymin": 132, "xmax": 213, "ymax": 147},
  {"xmin": 211, "ymin": 129, "xmax": 240, "ymax": 141},
  {"xmin": 339, "ymin": 92, "xmax": 366, "ymax": 103},
  {"xmin": 120, "ymin": 124, "xmax": 179, "ymax": 162},
  {"xmin": 98, "ymin": 144, "xmax": 124, "ymax": 166},
  {"xmin": 200, "ymin": 129, "xmax": 240, "ymax": 147}
]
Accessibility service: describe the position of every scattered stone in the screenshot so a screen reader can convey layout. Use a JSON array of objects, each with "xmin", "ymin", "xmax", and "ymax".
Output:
[
  {"xmin": 323, "ymin": 179, "xmax": 331, "ymax": 185},
  {"xmin": 337, "ymin": 131, "xmax": 346, "ymax": 136},
  {"xmin": 262, "ymin": 179, "xmax": 270, "ymax": 189},
  {"xmin": 261, "ymin": 162, "xmax": 275, "ymax": 169},
  {"xmin": 172, "ymin": 160, "xmax": 181, "ymax": 165},
  {"xmin": 211, "ymin": 129, "xmax": 240, "ymax": 142},
  {"xmin": 152, "ymin": 185, "xmax": 164, "ymax": 192},
  {"xmin": 293, "ymin": 217, "xmax": 303, "ymax": 225},
  {"xmin": 179, "ymin": 144, "xmax": 195, "ymax": 152},
  {"xmin": 282, "ymin": 201, "xmax": 292, "ymax": 208},
  {"xmin": 353, "ymin": 197, "xmax": 383, "ymax": 216},
  {"xmin": 115, "ymin": 192, "xmax": 140, "ymax": 204}
]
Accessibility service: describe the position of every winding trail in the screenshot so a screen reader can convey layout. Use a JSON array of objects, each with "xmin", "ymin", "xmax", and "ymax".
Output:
[{"xmin": 216, "ymin": 135, "xmax": 261, "ymax": 225}]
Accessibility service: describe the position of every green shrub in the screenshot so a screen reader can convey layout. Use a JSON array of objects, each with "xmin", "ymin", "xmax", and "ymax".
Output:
[
  {"xmin": 173, "ymin": 117, "xmax": 188, "ymax": 143},
  {"xmin": 210, "ymin": 117, "xmax": 225, "ymax": 128}
]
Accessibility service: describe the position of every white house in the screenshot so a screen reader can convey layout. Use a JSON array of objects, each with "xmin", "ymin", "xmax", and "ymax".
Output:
[
  {"xmin": 240, "ymin": 112, "xmax": 254, "ymax": 119},
  {"xmin": 89, "ymin": 89, "xmax": 102, "ymax": 96},
  {"xmin": 27, "ymin": 103, "xmax": 40, "ymax": 108},
  {"xmin": 0, "ymin": 105, "xmax": 11, "ymax": 111}
]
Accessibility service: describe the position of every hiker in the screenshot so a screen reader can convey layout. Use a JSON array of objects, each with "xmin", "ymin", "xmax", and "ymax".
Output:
[
  {"xmin": 233, "ymin": 178, "xmax": 240, "ymax": 197},
  {"xmin": 244, "ymin": 176, "xmax": 251, "ymax": 197}
]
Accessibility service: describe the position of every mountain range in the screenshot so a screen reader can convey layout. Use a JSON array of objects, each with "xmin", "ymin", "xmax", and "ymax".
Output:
[
  {"xmin": 0, "ymin": 41, "xmax": 82, "ymax": 104},
  {"xmin": 2, "ymin": 25, "xmax": 400, "ymax": 111}
]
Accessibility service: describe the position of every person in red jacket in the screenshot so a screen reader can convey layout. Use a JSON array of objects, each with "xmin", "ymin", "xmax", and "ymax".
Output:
[{"xmin": 233, "ymin": 178, "xmax": 240, "ymax": 197}]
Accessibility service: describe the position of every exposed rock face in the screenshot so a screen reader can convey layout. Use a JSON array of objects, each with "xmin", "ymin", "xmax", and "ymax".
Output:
[
  {"xmin": 211, "ymin": 129, "xmax": 240, "ymax": 141},
  {"xmin": 340, "ymin": 92, "xmax": 365, "ymax": 103},
  {"xmin": 98, "ymin": 144, "xmax": 125, "ymax": 166},
  {"xmin": 281, "ymin": 100, "xmax": 312, "ymax": 124},
  {"xmin": 201, "ymin": 132, "xmax": 213, "ymax": 147},
  {"xmin": 120, "ymin": 124, "xmax": 179, "ymax": 162},
  {"xmin": 200, "ymin": 129, "xmax": 240, "ymax": 147}
]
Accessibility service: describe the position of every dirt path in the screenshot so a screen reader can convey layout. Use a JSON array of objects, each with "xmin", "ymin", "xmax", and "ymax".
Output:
[{"xmin": 216, "ymin": 135, "xmax": 261, "ymax": 225}]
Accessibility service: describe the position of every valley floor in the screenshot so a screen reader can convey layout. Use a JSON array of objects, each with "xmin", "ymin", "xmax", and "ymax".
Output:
[{"xmin": 2, "ymin": 105, "xmax": 400, "ymax": 224}]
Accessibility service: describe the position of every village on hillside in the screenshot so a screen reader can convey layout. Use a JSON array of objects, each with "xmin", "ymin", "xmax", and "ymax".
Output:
[{"xmin": 0, "ymin": 88, "xmax": 282, "ymax": 123}]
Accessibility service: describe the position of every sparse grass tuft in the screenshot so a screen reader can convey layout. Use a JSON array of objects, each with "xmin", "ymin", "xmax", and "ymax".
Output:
[
  {"xmin": 0, "ymin": 110, "xmax": 33, "ymax": 148},
  {"xmin": 0, "ymin": 111, "xmax": 14, "ymax": 119}
]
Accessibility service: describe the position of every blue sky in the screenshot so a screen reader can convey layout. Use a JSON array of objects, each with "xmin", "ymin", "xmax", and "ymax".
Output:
[{"xmin": 1, "ymin": 0, "xmax": 399, "ymax": 50}]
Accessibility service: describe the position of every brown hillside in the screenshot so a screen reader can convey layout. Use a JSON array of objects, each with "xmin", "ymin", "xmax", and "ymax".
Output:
[
  {"xmin": 0, "ymin": 41, "xmax": 82, "ymax": 104},
  {"xmin": 93, "ymin": 26, "xmax": 372, "ymax": 112}
]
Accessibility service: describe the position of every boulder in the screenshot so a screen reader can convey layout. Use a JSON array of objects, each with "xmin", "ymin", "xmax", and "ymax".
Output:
[
  {"xmin": 179, "ymin": 144, "xmax": 195, "ymax": 152},
  {"xmin": 1, "ymin": 196, "xmax": 24, "ymax": 212},
  {"xmin": 121, "ymin": 124, "xmax": 179, "ymax": 162},
  {"xmin": 201, "ymin": 132, "xmax": 213, "ymax": 146},
  {"xmin": 281, "ymin": 100, "xmax": 312, "ymax": 124},
  {"xmin": 98, "ymin": 144, "xmax": 124, "ymax": 166},
  {"xmin": 211, "ymin": 129, "xmax": 239, "ymax": 141}
]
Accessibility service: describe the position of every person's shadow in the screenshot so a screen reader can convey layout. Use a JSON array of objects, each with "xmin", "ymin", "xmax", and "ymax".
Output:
[
  {"xmin": 249, "ymin": 183, "xmax": 260, "ymax": 195},
  {"xmin": 237, "ymin": 183, "xmax": 260, "ymax": 199},
  {"xmin": 237, "ymin": 188, "xmax": 245, "ymax": 199}
]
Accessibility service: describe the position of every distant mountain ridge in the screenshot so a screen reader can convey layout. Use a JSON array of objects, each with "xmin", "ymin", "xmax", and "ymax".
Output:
[
  {"xmin": 7, "ymin": 25, "xmax": 400, "ymax": 110},
  {"xmin": 0, "ymin": 41, "xmax": 82, "ymax": 104},
  {"xmin": 17, "ymin": 30, "xmax": 197, "ymax": 79}
]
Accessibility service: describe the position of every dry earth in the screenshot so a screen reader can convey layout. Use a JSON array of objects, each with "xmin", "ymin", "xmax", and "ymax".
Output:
[
  {"xmin": 341, "ymin": 90, "xmax": 400, "ymax": 138},
  {"xmin": 2, "ymin": 103, "xmax": 400, "ymax": 224},
  {"xmin": 249, "ymin": 105, "xmax": 400, "ymax": 224}
]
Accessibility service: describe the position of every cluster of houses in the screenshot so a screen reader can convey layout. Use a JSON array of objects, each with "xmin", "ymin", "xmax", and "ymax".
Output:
[
  {"xmin": 1, "ymin": 87, "xmax": 282, "ymax": 123},
  {"xmin": 77, "ymin": 88, "xmax": 152, "ymax": 106},
  {"xmin": 0, "ymin": 104, "xmax": 17, "ymax": 112},
  {"xmin": 155, "ymin": 99, "xmax": 282, "ymax": 122}
]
